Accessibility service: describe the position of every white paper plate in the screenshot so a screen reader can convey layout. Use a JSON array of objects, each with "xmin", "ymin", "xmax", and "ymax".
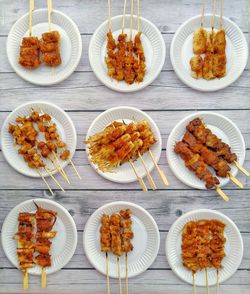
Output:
[
  {"xmin": 83, "ymin": 201, "xmax": 160, "ymax": 278},
  {"xmin": 166, "ymin": 111, "xmax": 245, "ymax": 189},
  {"xmin": 7, "ymin": 9, "xmax": 82, "ymax": 85},
  {"xmin": 86, "ymin": 106, "xmax": 162, "ymax": 183},
  {"xmin": 1, "ymin": 101, "xmax": 77, "ymax": 178},
  {"xmin": 166, "ymin": 209, "xmax": 243, "ymax": 286},
  {"xmin": 89, "ymin": 15, "xmax": 166, "ymax": 92},
  {"xmin": 170, "ymin": 14, "xmax": 248, "ymax": 91},
  {"xmin": 1, "ymin": 198, "xmax": 77, "ymax": 275}
]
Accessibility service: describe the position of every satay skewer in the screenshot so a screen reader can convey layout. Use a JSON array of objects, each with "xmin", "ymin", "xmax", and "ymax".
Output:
[
  {"xmin": 40, "ymin": 109, "xmax": 80, "ymax": 180},
  {"xmin": 29, "ymin": 0, "xmax": 34, "ymax": 37}
]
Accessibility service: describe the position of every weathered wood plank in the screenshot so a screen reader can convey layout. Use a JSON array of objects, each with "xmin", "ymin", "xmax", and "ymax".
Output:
[
  {"xmin": 1, "ymin": 110, "xmax": 250, "ymax": 150},
  {"xmin": 0, "ymin": 190, "xmax": 249, "ymax": 232},
  {"xmin": 0, "ymin": 268, "xmax": 249, "ymax": 294},
  {"xmin": 0, "ymin": 71, "xmax": 250, "ymax": 111},
  {"xmin": 0, "ymin": 34, "xmax": 249, "ymax": 73},
  {"xmin": 0, "ymin": 150, "xmax": 249, "ymax": 190},
  {"xmin": 1, "ymin": 230, "xmax": 250, "ymax": 269},
  {"xmin": 0, "ymin": 0, "xmax": 248, "ymax": 35}
]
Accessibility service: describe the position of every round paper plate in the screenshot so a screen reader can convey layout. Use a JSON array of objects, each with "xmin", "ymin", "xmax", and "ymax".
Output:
[
  {"xmin": 170, "ymin": 14, "xmax": 248, "ymax": 91},
  {"xmin": 83, "ymin": 201, "xmax": 160, "ymax": 278},
  {"xmin": 166, "ymin": 209, "xmax": 243, "ymax": 286},
  {"xmin": 86, "ymin": 106, "xmax": 162, "ymax": 183},
  {"xmin": 166, "ymin": 111, "xmax": 245, "ymax": 189},
  {"xmin": 1, "ymin": 101, "xmax": 77, "ymax": 178},
  {"xmin": 7, "ymin": 9, "xmax": 82, "ymax": 85},
  {"xmin": 1, "ymin": 198, "xmax": 78, "ymax": 275},
  {"xmin": 89, "ymin": 15, "xmax": 166, "ymax": 92}
]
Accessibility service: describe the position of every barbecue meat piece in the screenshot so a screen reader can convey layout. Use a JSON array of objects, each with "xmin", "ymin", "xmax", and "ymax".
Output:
[
  {"xmin": 202, "ymin": 53, "xmax": 215, "ymax": 80},
  {"xmin": 190, "ymin": 55, "xmax": 203, "ymax": 79},
  {"xmin": 19, "ymin": 37, "xmax": 40, "ymax": 69},
  {"xmin": 186, "ymin": 118, "xmax": 237, "ymax": 163},
  {"xmin": 193, "ymin": 28, "xmax": 207, "ymax": 54},
  {"xmin": 214, "ymin": 29, "xmax": 226, "ymax": 54},
  {"xmin": 174, "ymin": 141, "xmax": 220, "ymax": 189},
  {"xmin": 41, "ymin": 31, "xmax": 60, "ymax": 42},
  {"xmin": 213, "ymin": 53, "xmax": 226, "ymax": 78},
  {"xmin": 182, "ymin": 131, "xmax": 231, "ymax": 178},
  {"xmin": 40, "ymin": 31, "xmax": 61, "ymax": 67}
]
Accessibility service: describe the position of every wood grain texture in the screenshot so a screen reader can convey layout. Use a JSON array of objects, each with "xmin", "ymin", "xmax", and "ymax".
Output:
[{"xmin": 0, "ymin": 0, "xmax": 249, "ymax": 293}]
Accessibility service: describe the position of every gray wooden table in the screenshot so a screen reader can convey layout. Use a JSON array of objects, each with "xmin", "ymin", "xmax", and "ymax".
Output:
[{"xmin": 0, "ymin": 0, "xmax": 249, "ymax": 293}]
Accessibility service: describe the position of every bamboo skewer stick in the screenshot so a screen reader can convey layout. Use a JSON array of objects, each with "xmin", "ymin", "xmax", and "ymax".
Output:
[
  {"xmin": 28, "ymin": 0, "xmax": 34, "ymax": 36},
  {"xmin": 149, "ymin": 150, "xmax": 169, "ymax": 186},
  {"xmin": 125, "ymin": 253, "xmax": 129, "ymax": 294},
  {"xmin": 69, "ymin": 158, "xmax": 82, "ymax": 179},
  {"xmin": 47, "ymin": 0, "xmax": 52, "ymax": 31},
  {"xmin": 41, "ymin": 267, "xmax": 46, "ymax": 288},
  {"xmin": 216, "ymin": 186, "xmax": 229, "ymax": 202},
  {"xmin": 220, "ymin": 0, "xmax": 223, "ymax": 30},
  {"xmin": 138, "ymin": 153, "xmax": 156, "ymax": 190},
  {"xmin": 192, "ymin": 272, "xmax": 197, "ymax": 294},
  {"xmin": 129, "ymin": 0, "xmax": 134, "ymax": 41},
  {"xmin": 201, "ymin": 0, "xmax": 206, "ymax": 28},
  {"xmin": 106, "ymin": 253, "xmax": 110, "ymax": 294},
  {"xmin": 51, "ymin": 150, "xmax": 71, "ymax": 183},
  {"xmin": 47, "ymin": 155, "xmax": 70, "ymax": 184},
  {"xmin": 43, "ymin": 166, "xmax": 65, "ymax": 192},
  {"xmin": 228, "ymin": 173, "xmax": 243, "ymax": 189},
  {"xmin": 205, "ymin": 268, "xmax": 210, "ymax": 294},
  {"xmin": 137, "ymin": 0, "xmax": 140, "ymax": 32},
  {"xmin": 122, "ymin": 0, "xmax": 127, "ymax": 34},
  {"xmin": 23, "ymin": 269, "xmax": 29, "ymax": 290},
  {"xmin": 129, "ymin": 159, "xmax": 148, "ymax": 191},
  {"xmin": 234, "ymin": 161, "xmax": 250, "ymax": 177},
  {"xmin": 216, "ymin": 269, "xmax": 219, "ymax": 294},
  {"xmin": 108, "ymin": 0, "xmax": 111, "ymax": 32},
  {"xmin": 212, "ymin": 0, "xmax": 216, "ymax": 32},
  {"xmin": 37, "ymin": 169, "xmax": 54, "ymax": 196},
  {"xmin": 117, "ymin": 257, "xmax": 123, "ymax": 294},
  {"xmin": 40, "ymin": 109, "xmax": 80, "ymax": 180}
]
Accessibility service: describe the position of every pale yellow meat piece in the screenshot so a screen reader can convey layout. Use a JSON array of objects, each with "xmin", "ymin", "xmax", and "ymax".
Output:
[
  {"xmin": 202, "ymin": 53, "xmax": 215, "ymax": 80},
  {"xmin": 190, "ymin": 55, "xmax": 203, "ymax": 79},
  {"xmin": 193, "ymin": 28, "xmax": 207, "ymax": 54}
]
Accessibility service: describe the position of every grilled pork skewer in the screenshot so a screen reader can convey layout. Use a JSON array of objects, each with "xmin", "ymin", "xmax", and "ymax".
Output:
[
  {"xmin": 100, "ymin": 214, "xmax": 111, "ymax": 294},
  {"xmin": 15, "ymin": 212, "xmax": 35, "ymax": 289},
  {"xmin": 120, "ymin": 209, "xmax": 134, "ymax": 294},
  {"xmin": 34, "ymin": 202, "xmax": 57, "ymax": 288}
]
